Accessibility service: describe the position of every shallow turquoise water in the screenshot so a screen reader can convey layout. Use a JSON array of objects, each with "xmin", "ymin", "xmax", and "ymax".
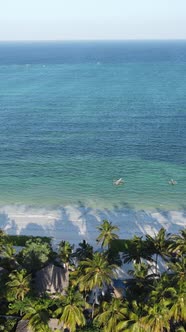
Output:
[{"xmin": 0, "ymin": 42, "xmax": 185, "ymax": 211}]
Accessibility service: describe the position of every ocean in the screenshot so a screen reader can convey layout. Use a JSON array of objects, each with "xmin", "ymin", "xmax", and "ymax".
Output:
[{"xmin": 0, "ymin": 41, "xmax": 185, "ymax": 244}]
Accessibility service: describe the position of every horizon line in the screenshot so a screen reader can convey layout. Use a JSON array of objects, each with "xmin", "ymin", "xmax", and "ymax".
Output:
[{"xmin": 0, "ymin": 38, "xmax": 186, "ymax": 43}]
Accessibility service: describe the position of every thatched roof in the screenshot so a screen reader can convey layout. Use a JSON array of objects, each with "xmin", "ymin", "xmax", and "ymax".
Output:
[
  {"xmin": 16, "ymin": 319, "xmax": 63, "ymax": 332},
  {"xmin": 35, "ymin": 263, "xmax": 68, "ymax": 294},
  {"xmin": 15, "ymin": 320, "xmax": 28, "ymax": 332}
]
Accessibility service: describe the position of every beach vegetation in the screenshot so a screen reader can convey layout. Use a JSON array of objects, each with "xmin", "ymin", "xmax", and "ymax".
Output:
[
  {"xmin": 0, "ymin": 229, "xmax": 6, "ymax": 252},
  {"xmin": 5, "ymin": 234, "xmax": 52, "ymax": 246},
  {"xmin": 0, "ymin": 226, "xmax": 185, "ymax": 331},
  {"xmin": 22, "ymin": 299, "xmax": 52, "ymax": 332},
  {"xmin": 78, "ymin": 252, "xmax": 116, "ymax": 293},
  {"xmin": 168, "ymin": 229, "xmax": 186, "ymax": 256},
  {"xmin": 54, "ymin": 287, "xmax": 86, "ymax": 332},
  {"xmin": 6, "ymin": 269, "xmax": 31, "ymax": 301},
  {"xmin": 58, "ymin": 240, "xmax": 74, "ymax": 271},
  {"xmin": 0, "ymin": 242, "xmax": 18, "ymax": 270},
  {"xmin": 145, "ymin": 227, "xmax": 171, "ymax": 273},
  {"xmin": 0, "ymin": 317, "xmax": 17, "ymax": 332},
  {"xmin": 121, "ymin": 235, "xmax": 152, "ymax": 264},
  {"xmin": 17, "ymin": 238, "xmax": 53, "ymax": 273},
  {"xmin": 96, "ymin": 219, "xmax": 119, "ymax": 248},
  {"xmin": 94, "ymin": 298, "xmax": 126, "ymax": 332},
  {"xmin": 73, "ymin": 240, "xmax": 93, "ymax": 262}
]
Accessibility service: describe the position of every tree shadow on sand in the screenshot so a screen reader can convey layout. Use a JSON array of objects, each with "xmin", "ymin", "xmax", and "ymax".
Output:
[
  {"xmin": 0, "ymin": 212, "xmax": 18, "ymax": 235},
  {"xmin": 51, "ymin": 203, "xmax": 99, "ymax": 246},
  {"xmin": 155, "ymin": 208, "xmax": 186, "ymax": 235},
  {"xmin": 0, "ymin": 203, "xmax": 185, "ymax": 247},
  {"xmin": 20, "ymin": 223, "xmax": 47, "ymax": 238},
  {"xmin": 46, "ymin": 202, "xmax": 186, "ymax": 247}
]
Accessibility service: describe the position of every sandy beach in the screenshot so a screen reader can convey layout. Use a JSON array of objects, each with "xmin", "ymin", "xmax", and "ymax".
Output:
[{"xmin": 0, "ymin": 204, "xmax": 185, "ymax": 247}]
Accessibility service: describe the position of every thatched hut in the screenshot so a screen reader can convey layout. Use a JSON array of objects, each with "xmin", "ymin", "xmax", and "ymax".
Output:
[{"xmin": 35, "ymin": 263, "xmax": 68, "ymax": 295}]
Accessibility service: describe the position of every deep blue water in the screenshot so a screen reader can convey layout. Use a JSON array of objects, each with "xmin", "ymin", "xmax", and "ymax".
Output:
[
  {"xmin": 0, "ymin": 40, "xmax": 186, "ymax": 64},
  {"xmin": 0, "ymin": 41, "xmax": 185, "ymax": 209}
]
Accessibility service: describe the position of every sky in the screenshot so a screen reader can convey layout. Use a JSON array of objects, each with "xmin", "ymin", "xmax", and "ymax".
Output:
[{"xmin": 0, "ymin": 0, "xmax": 186, "ymax": 41}]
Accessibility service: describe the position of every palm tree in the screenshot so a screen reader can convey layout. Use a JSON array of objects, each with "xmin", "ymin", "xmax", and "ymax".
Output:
[
  {"xmin": 127, "ymin": 262, "xmax": 156, "ymax": 302},
  {"xmin": 78, "ymin": 252, "xmax": 116, "ymax": 293},
  {"xmin": 8, "ymin": 297, "xmax": 30, "ymax": 317},
  {"xmin": 105, "ymin": 248, "xmax": 122, "ymax": 266},
  {"xmin": 6, "ymin": 269, "xmax": 31, "ymax": 301},
  {"xmin": 1, "ymin": 242, "xmax": 18, "ymax": 270},
  {"xmin": 94, "ymin": 298, "xmax": 126, "ymax": 332},
  {"xmin": 141, "ymin": 300, "xmax": 170, "ymax": 332},
  {"xmin": 55, "ymin": 287, "xmax": 86, "ymax": 332},
  {"xmin": 0, "ymin": 229, "xmax": 5, "ymax": 252},
  {"xmin": 122, "ymin": 236, "xmax": 152, "ymax": 265},
  {"xmin": 169, "ymin": 229, "xmax": 186, "ymax": 256},
  {"xmin": 58, "ymin": 240, "xmax": 74, "ymax": 271},
  {"xmin": 78, "ymin": 253, "xmax": 116, "ymax": 318},
  {"xmin": 168, "ymin": 256, "xmax": 186, "ymax": 285},
  {"xmin": 149, "ymin": 272, "xmax": 171, "ymax": 305},
  {"xmin": 96, "ymin": 220, "xmax": 119, "ymax": 248},
  {"xmin": 149, "ymin": 277, "xmax": 186, "ymax": 328},
  {"xmin": 74, "ymin": 240, "xmax": 93, "ymax": 262},
  {"xmin": 2, "ymin": 242, "xmax": 16, "ymax": 259},
  {"xmin": 162, "ymin": 258, "xmax": 186, "ymax": 327},
  {"xmin": 145, "ymin": 228, "xmax": 170, "ymax": 274},
  {"xmin": 117, "ymin": 301, "xmax": 145, "ymax": 332},
  {"xmin": 168, "ymin": 286, "xmax": 186, "ymax": 325},
  {"xmin": 22, "ymin": 300, "xmax": 51, "ymax": 332}
]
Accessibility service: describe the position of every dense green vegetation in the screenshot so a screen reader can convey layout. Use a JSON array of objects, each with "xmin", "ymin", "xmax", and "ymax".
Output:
[
  {"xmin": 5, "ymin": 235, "xmax": 52, "ymax": 246},
  {"xmin": 0, "ymin": 221, "xmax": 185, "ymax": 332}
]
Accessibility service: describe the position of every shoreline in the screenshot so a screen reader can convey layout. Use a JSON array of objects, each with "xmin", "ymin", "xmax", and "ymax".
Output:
[{"xmin": 0, "ymin": 204, "xmax": 185, "ymax": 247}]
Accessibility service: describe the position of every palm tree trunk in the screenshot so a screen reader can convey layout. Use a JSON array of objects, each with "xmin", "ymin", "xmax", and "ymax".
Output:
[
  {"xmin": 155, "ymin": 253, "xmax": 158, "ymax": 275},
  {"xmin": 92, "ymin": 301, "xmax": 95, "ymax": 319}
]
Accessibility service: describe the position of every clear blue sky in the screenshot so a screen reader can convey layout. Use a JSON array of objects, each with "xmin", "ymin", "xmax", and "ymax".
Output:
[{"xmin": 0, "ymin": 0, "xmax": 186, "ymax": 41}]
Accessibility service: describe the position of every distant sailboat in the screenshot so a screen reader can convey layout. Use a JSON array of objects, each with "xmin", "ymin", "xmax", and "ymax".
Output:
[
  {"xmin": 113, "ymin": 178, "xmax": 124, "ymax": 186},
  {"xmin": 168, "ymin": 179, "xmax": 177, "ymax": 185}
]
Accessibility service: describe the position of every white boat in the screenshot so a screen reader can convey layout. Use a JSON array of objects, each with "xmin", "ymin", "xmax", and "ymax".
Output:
[
  {"xmin": 113, "ymin": 178, "xmax": 124, "ymax": 186},
  {"xmin": 168, "ymin": 179, "xmax": 177, "ymax": 185}
]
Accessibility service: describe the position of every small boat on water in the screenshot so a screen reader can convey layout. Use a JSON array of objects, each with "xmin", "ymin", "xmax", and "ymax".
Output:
[
  {"xmin": 113, "ymin": 178, "xmax": 124, "ymax": 186},
  {"xmin": 168, "ymin": 179, "xmax": 177, "ymax": 185}
]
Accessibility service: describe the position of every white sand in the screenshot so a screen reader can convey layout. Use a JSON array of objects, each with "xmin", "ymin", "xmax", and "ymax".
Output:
[{"xmin": 0, "ymin": 204, "xmax": 185, "ymax": 247}]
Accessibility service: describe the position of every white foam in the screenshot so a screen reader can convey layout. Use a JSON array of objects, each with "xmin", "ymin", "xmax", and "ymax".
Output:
[{"xmin": 0, "ymin": 204, "xmax": 185, "ymax": 247}]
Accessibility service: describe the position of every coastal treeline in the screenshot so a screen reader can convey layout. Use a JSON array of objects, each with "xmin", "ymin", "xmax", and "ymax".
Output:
[{"xmin": 0, "ymin": 222, "xmax": 185, "ymax": 332}]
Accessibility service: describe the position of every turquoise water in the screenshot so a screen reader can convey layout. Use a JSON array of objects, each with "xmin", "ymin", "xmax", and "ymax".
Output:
[{"xmin": 0, "ymin": 41, "xmax": 186, "ymax": 211}]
